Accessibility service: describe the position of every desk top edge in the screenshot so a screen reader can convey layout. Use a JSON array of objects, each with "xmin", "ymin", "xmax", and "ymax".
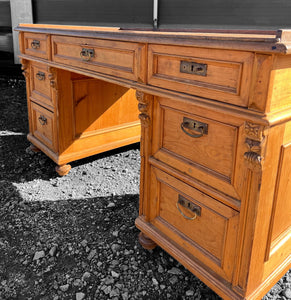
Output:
[{"xmin": 15, "ymin": 23, "xmax": 291, "ymax": 54}]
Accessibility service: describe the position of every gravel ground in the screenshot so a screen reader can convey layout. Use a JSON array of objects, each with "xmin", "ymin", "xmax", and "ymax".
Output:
[{"xmin": 0, "ymin": 74, "xmax": 290, "ymax": 300}]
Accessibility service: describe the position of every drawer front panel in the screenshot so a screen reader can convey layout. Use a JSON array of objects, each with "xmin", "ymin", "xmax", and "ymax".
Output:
[
  {"xmin": 23, "ymin": 32, "xmax": 50, "ymax": 60},
  {"xmin": 148, "ymin": 44, "xmax": 254, "ymax": 106},
  {"xmin": 52, "ymin": 35, "xmax": 146, "ymax": 82},
  {"xmin": 30, "ymin": 63, "xmax": 55, "ymax": 109},
  {"xmin": 157, "ymin": 102, "xmax": 237, "ymax": 180},
  {"xmin": 150, "ymin": 167, "xmax": 239, "ymax": 280},
  {"xmin": 30, "ymin": 102, "xmax": 57, "ymax": 152}
]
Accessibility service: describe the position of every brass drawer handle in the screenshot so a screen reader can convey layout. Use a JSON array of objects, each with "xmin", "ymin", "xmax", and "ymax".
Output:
[
  {"xmin": 31, "ymin": 40, "xmax": 40, "ymax": 49},
  {"xmin": 176, "ymin": 195, "xmax": 201, "ymax": 220},
  {"xmin": 38, "ymin": 115, "xmax": 47, "ymax": 125},
  {"xmin": 80, "ymin": 48, "xmax": 95, "ymax": 61},
  {"xmin": 36, "ymin": 71, "xmax": 45, "ymax": 81},
  {"xmin": 181, "ymin": 117, "xmax": 208, "ymax": 138}
]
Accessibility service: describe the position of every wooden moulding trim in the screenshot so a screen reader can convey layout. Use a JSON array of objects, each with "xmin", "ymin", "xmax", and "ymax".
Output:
[
  {"xmin": 14, "ymin": 24, "xmax": 289, "ymax": 54},
  {"xmin": 18, "ymin": 55, "xmax": 291, "ymax": 127},
  {"xmin": 75, "ymin": 121, "xmax": 140, "ymax": 139},
  {"xmin": 135, "ymin": 216, "xmax": 243, "ymax": 300},
  {"xmin": 245, "ymin": 254, "xmax": 291, "ymax": 300},
  {"xmin": 149, "ymin": 156, "xmax": 241, "ymax": 211},
  {"xmin": 57, "ymin": 135, "xmax": 140, "ymax": 165},
  {"xmin": 27, "ymin": 134, "xmax": 59, "ymax": 163},
  {"xmin": 19, "ymin": 54, "xmax": 278, "ymax": 125}
]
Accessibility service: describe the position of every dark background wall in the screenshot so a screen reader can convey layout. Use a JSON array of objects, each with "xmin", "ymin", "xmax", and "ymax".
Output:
[
  {"xmin": 32, "ymin": 0, "xmax": 153, "ymax": 28},
  {"xmin": 32, "ymin": 0, "xmax": 291, "ymax": 30},
  {"xmin": 158, "ymin": 0, "xmax": 291, "ymax": 29}
]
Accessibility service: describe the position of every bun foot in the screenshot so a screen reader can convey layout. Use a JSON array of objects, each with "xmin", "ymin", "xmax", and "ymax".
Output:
[
  {"xmin": 29, "ymin": 144, "xmax": 41, "ymax": 153},
  {"xmin": 55, "ymin": 164, "xmax": 71, "ymax": 176},
  {"xmin": 138, "ymin": 232, "xmax": 157, "ymax": 250}
]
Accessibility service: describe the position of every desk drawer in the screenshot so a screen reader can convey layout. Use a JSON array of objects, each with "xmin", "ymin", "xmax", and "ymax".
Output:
[
  {"xmin": 148, "ymin": 44, "xmax": 254, "ymax": 106},
  {"xmin": 153, "ymin": 98, "xmax": 238, "ymax": 183},
  {"xmin": 52, "ymin": 35, "xmax": 146, "ymax": 82},
  {"xmin": 150, "ymin": 167, "xmax": 239, "ymax": 280},
  {"xmin": 30, "ymin": 102, "xmax": 57, "ymax": 152},
  {"xmin": 30, "ymin": 62, "xmax": 55, "ymax": 110},
  {"xmin": 23, "ymin": 32, "xmax": 50, "ymax": 60}
]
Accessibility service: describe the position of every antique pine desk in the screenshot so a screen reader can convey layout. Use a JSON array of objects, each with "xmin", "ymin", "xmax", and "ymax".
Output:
[{"xmin": 16, "ymin": 24, "xmax": 291, "ymax": 299}]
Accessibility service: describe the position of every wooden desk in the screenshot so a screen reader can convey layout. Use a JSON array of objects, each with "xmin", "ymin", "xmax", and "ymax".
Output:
[{"xmin": 16, "ymin": 24, "xmax": 291, "ymax": 299}]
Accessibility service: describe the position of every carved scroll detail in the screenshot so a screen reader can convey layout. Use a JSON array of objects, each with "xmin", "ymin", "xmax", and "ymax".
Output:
[
  {"xmin": 20, "ymin": 59, "xmax": 29, "ymax": 79},
  {"xmin": 48, "ymin": 67, "xmax": 57, "ymax": 89},
  {"xmin": 136, "ymin": 90, "xmax": 150, "ymax": 127},
  {"xmin": 244, "ymin": 122, "xmax": 266, "ymax": 171},
  {"xmin": 245, "ymin": 121, "xmax": 264, "ymax": 141}
]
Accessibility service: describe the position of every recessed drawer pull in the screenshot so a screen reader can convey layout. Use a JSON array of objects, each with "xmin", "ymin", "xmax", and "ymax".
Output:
[
  {"xmin": 38, "ymin": 115, "xmax": 47, "ymax": 125},
  {"xmin": 181, "ymin": 117, "xmax": 208, "ymax": 138},
  {"xmin": 80, "ymin": 48, "xmax": 95, "ymax": 61},
  {"xmin": 176, "ymin": 195, "xmax": 201, "ymax": 220},
  {"xmin": 31, "ymin": 40, "xmax": 40, "ymax": 49},
  {"xmin": 180, "ymin": 60, "xmax": 207, "ymax": 76},
  {"xmin": 36, "ymin": 71, "xmax": 45, "ymax": 81}
]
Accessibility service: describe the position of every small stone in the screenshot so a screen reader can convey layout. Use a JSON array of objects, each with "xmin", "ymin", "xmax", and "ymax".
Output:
[
  {"xmin": 168, "ymin": 267, "xmax": 182, "ymax": 275},
  {"xmin": 169, "ymin": 275, "xmax": 178, "ymax": 285},
  {"xmin": 112, "ymin": 231, "xmax": 119, "ymax": 237},
  {"xmin": 87, "ymin": 249, "xmax": 97, "ymax": 260},
  {"xmin": 152, "ymin": 278, "xmax": 159, "ymax": 285},
  {"xmin": 33, "ymin": 250, "xmax": 45, "ymax": 261},
  {"xmin": 82, "ymin": 272, "xmax": 91, "ymax": 281},
  {"xmin": 158, "ymin": 265, "xmax": 164, "ymax": 273},
  {"xmin": 110, "ymin": 288, "xmax": 120, "ymax": 297},
  {"xmin": 122, "ymin": 292, "xmax": 129, "ymax": 300},
  {"xmin": 283, "ymin": 288, "xmax": 291, "ymax": 298},
  {"xmin": 49, "ymin": 245, "xmax": 57, "ymax": 257},
  {"xmin": 76, "ymin": 292, "xmax": 85, "ymax": 300},
  {"xmin": 107, "ymin": 202, "xmax": 115, "ymax": 208},
  {"xmin": 73, "ymin": 279, "xmax": 82, "ymax": 287},
  {"xmin": 103, "ymin": 286, "xmax": 112, "ymax": 295},
  {"xmin": 81, "ymin": 239, "xmax": 88, "ymax": 248},
  {"xmin": 111, "ymin": 271, "xmax": 120, "ymax": 278},
  {"xmin": 59, "ymin": 284, "xmax": 69, "ymax": 292},
  {"xmin": 104, "ymin": 277, "xmax": 114, "ymax": 285},
  {"xmin": 186, "ymin": 290, "xmax": 194, "ymax": 296},
  {"xmin": 111, "ymin": 244, "xmax": 120, "ymax": 253},
  {"xmin": 160, "ymin": 285, "xmax": 166, "ymax": 290}
]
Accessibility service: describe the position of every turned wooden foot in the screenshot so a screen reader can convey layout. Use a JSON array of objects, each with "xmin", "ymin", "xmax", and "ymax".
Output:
[
  {"xmin": 55, "ymin": 164, "xmax": 71, "ymax": 176},
  {"xmin": 138, "ymin": 232, "xmax": 157, "ymax": 250},
  {"xmin": 29, "ymin": 144, "xmax": 41, "ymax": 153}
]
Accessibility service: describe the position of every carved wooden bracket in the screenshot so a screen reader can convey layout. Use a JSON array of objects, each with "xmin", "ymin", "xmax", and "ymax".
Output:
[
  {"xmin": 136, "ymin": 90, "xmax": 151, "ymax": 127},
  {"xmin": 48, "ymin": 67, "xmax": 57, "ymax": 89},
  {"xmin": 244, "ymin": 122, "xmax": 266, "ymax": 171},
  {"xmin": 20, "ymin": 59, "xmax": 29, "ymax": 79}
]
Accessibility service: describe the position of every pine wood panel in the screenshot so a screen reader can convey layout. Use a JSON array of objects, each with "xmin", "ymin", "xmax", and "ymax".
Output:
[
  {"xmin": 72, "ymin": 78, "xmax": 139, "ymax": 138},
  {"xmin": 149, "ymin": 166, "xmax": 239, "ymax": 281},
  {"xmin": 23, "ymin": 32, "xmax": 50, "ymax": 60},
  {"xmin": 267, "ymin": 143, "xmax": 291, "ymax": 259},
  {"xmin": 51, "ymin": 35, "xmax": 146, "ymax": 82},
  {"xmin": 148, "ymin": 44, "xmax": 254, "ymax": 106},
  {"xmin": 151, "ymin": 96, "xmax": 243, "ymax": 199},
  {"xmin": 30, "ymin": 62, "xmax": 55, "ymax": 110},
  {"xmin": 30, "ymin": 102, "xmax": 57, "ymax": 152}
]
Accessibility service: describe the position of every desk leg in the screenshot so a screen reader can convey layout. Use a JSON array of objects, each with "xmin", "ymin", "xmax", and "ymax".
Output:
[
  {"xmin": 29, "ymin": 144, "xmax": 41, "ymax": 153},
  {"xmin": 138, "ymin": 232, "xmax": 157, "ymax": 250},
  {"xmin": 55, "ymin": 164, "xmax": 71, "ymax": 176}
]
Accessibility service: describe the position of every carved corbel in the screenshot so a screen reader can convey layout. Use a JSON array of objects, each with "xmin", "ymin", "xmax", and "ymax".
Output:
[
  {"xmin": 244, "ymin": 122, "xmax": 267, "ymax": 171},
  {"xmin": 20, "ymin": 59, "xmax": 29, "ymax": 79},
  {"xmin": 136, "ymin": 90, "xmax": 151, "ymax": 127},
  {"xmin": 48, "ymin": 67, "xmax": 57, "ymax": 89}
]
